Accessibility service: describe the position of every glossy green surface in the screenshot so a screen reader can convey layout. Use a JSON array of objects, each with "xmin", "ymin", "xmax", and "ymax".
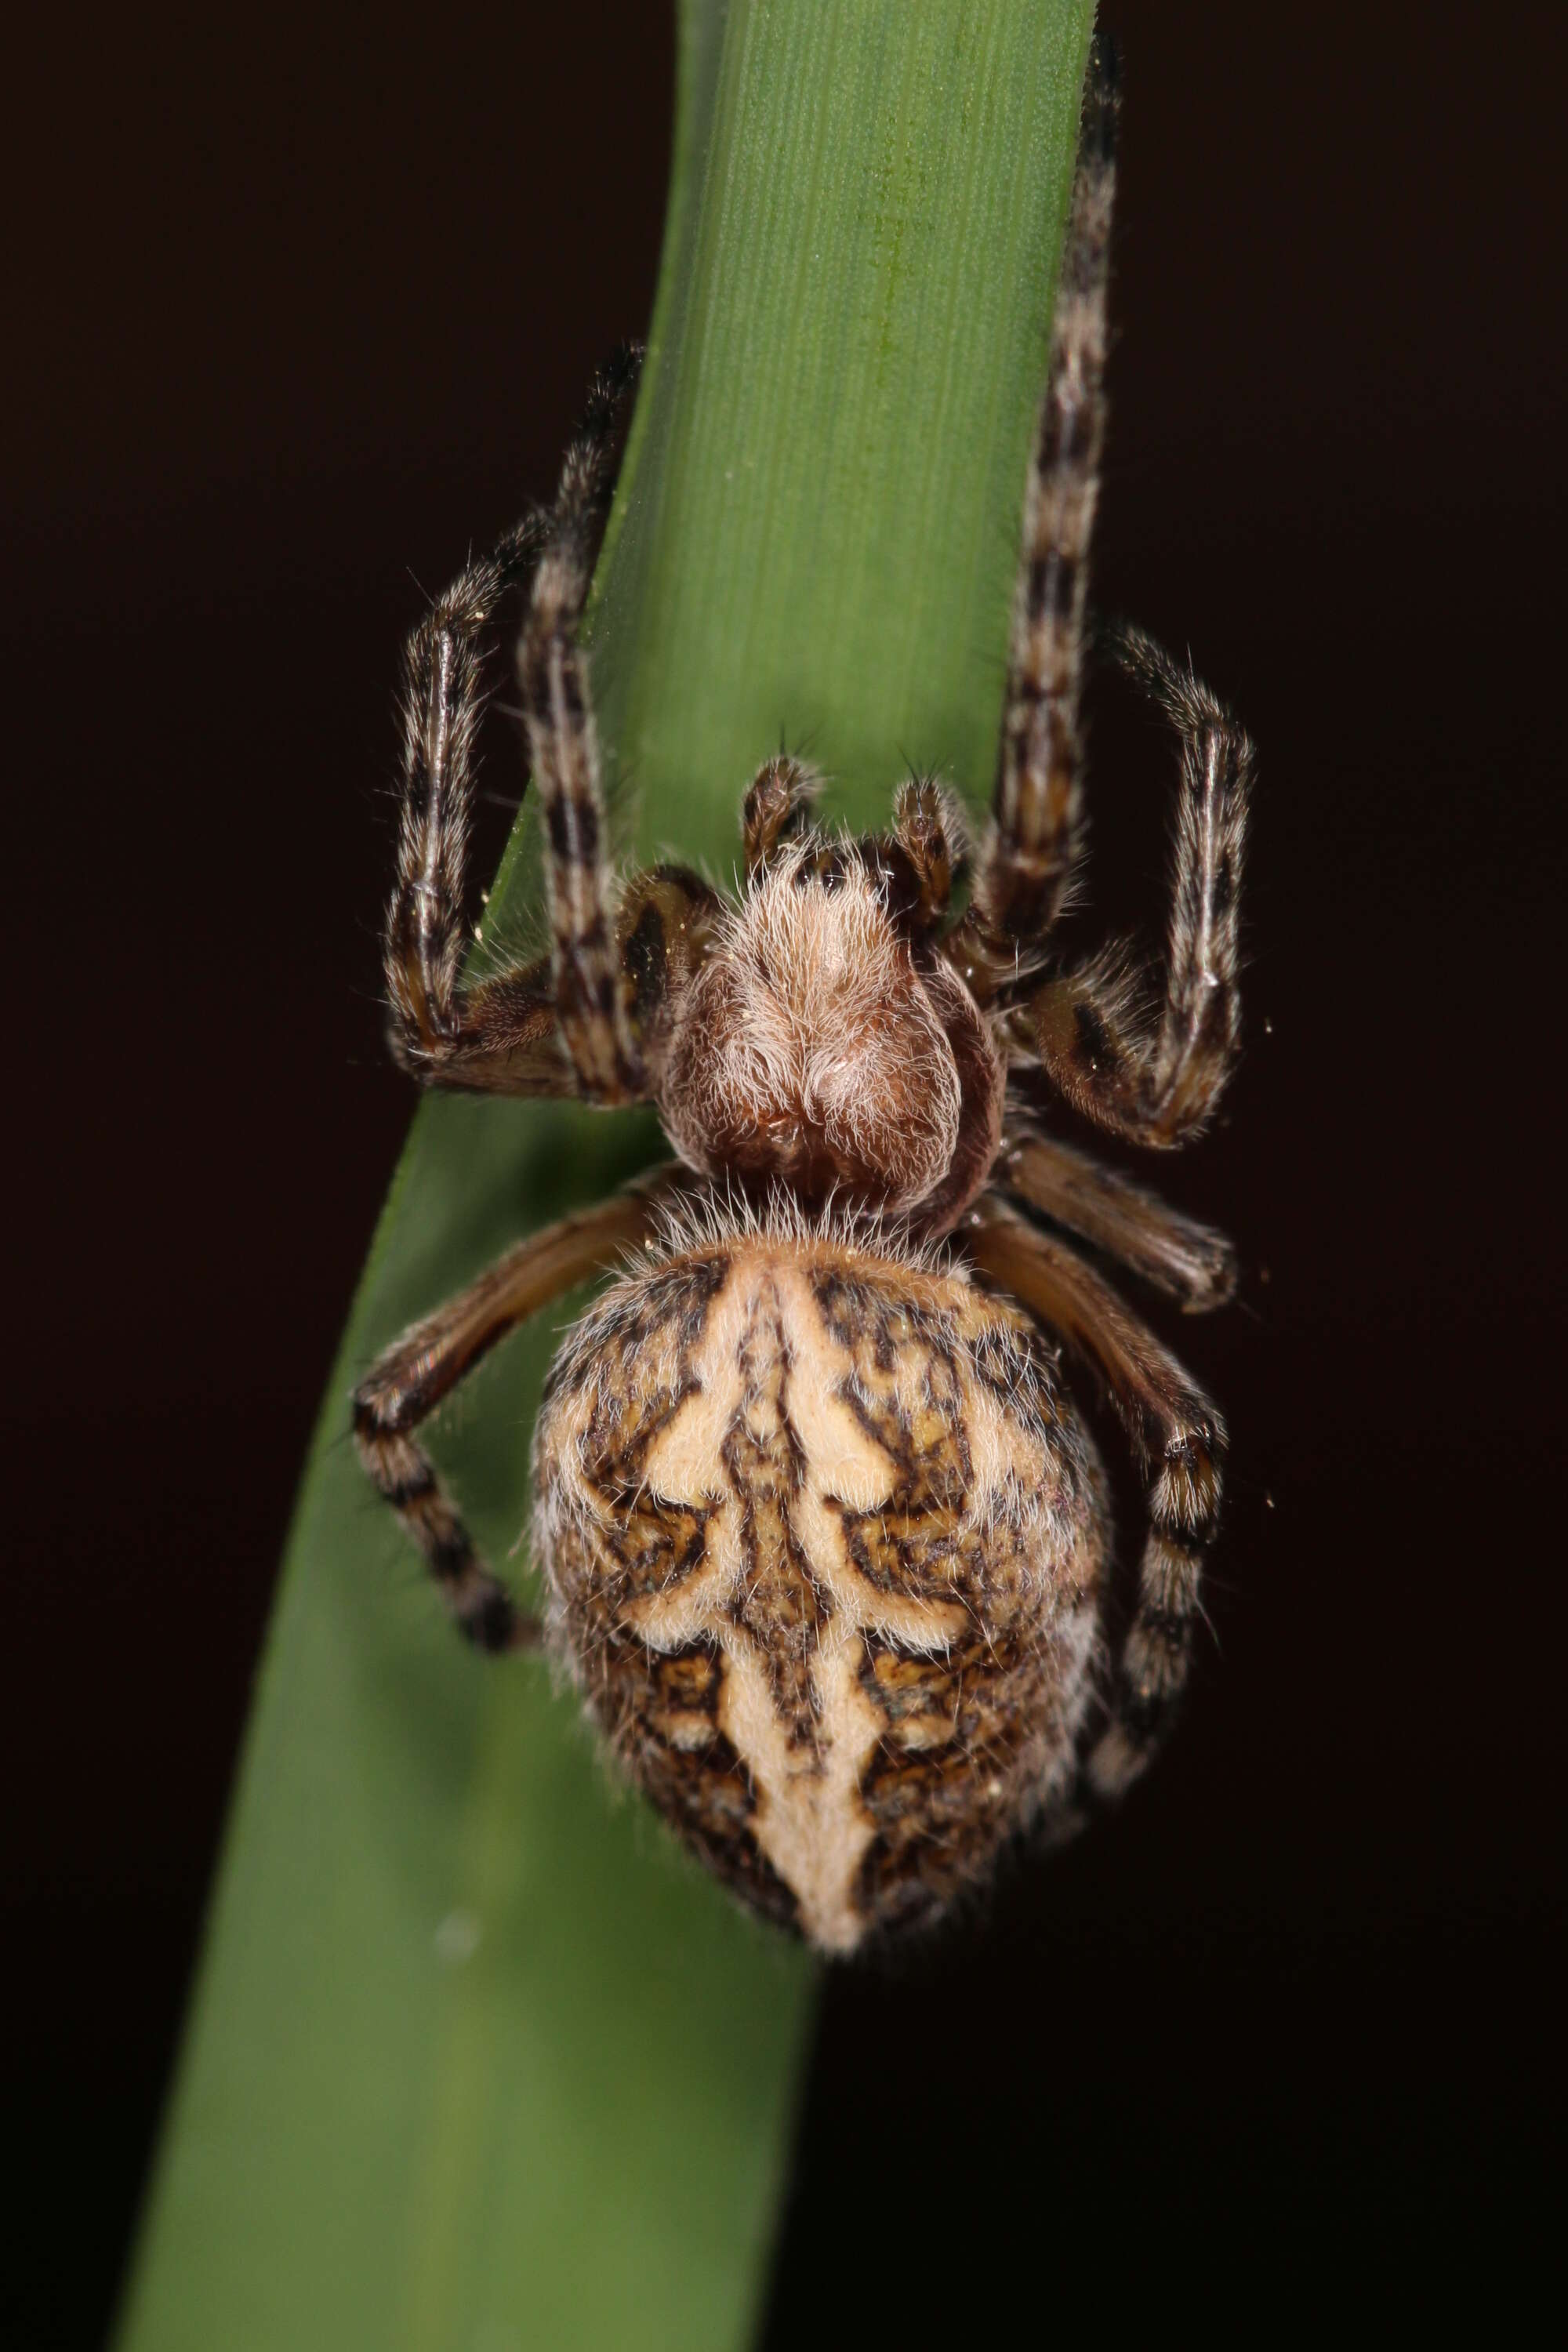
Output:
[{"xmin": 116, "ymin": 5, "xmax": 1094, "ymax": 2345}]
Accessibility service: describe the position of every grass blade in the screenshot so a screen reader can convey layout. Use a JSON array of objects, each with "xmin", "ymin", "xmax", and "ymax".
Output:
[{"xmin": 115, "ymin": 4, "xmax": 1095, "ymax": 2344}]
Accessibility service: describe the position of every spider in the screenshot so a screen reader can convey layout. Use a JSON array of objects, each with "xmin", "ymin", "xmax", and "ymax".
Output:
[{"xmin": 354, "ymin": 38, "xmax": 1254, "ymax": 1954}]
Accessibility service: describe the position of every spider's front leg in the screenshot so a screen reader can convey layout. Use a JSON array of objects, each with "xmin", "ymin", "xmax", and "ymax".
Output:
[
  {"xmin": 968, "ymin": 1198, "xmax": 1226, "ymax": 1807},
  {"xmin": 385, "ymin": 507, "xmax": 567, "ymax": 1098},
  {"xmin": 1007, "ymin": 625, "xmax": 1256, "ymax": 1148},
  {"xmin": 946, "ymin": 31, "xmax": 1118, "ymax": 993},
  {"xmin": 517, "ymin": 348, "xmax": 648, "ymax": 1102},
  {"xmin": 353, "ymin": 1172, "xmax": 684, "ymax": 1651},
  {"xmin": 387, "ymin": 348, "xmax": 655, "ymax": 1105}
]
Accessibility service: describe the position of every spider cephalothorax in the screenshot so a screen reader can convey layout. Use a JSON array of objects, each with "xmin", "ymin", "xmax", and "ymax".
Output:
[
  {"xmin": 354, "ymin": 38, "xmax": 1256, "ymax": 1951},
  {"xmin": 655, "ymin": 815, "xmax": 1004, "ymax": 1228}
]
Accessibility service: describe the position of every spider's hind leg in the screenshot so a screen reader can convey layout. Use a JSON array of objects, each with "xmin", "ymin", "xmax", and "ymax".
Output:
[
  {"xmin": 967, "ymin": 1198, "xmax": 1225, "ymax": 1811},
  {"xmin": 353, "ymin": 1175, "xmax": 679, "ymax": 1652}
]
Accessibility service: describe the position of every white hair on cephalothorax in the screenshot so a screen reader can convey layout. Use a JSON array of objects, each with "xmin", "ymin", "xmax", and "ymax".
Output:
[{"xmin": 656, "ymin": 837, "xmax": 966, "ymax": 1208}]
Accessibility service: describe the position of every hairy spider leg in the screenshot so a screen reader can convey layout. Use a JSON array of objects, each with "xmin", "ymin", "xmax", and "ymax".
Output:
[
  {"xmin": 968, "ymin": 1200, "xmax": 1226, "ymax": 1809},
  {"xmin": 1008, "ymin": 623, "xmax": 1256, "ymax": 1145},
  {"xmin": 385, "ymin": 347, "xmax": 727, "ymax": 1104},
  {"xmin": 954, "ymin": 29, "xmax": 1119, "ymax": 987},
  {"xmin": 517, "ymin": 345, "xmax": 648, "ymax": 1101},
  {"xmin": 999, "ymin": 1129, "xmax": 1237, "ymax": 1312},
  {"xmin": 353, "ymin": 1174, "xmax": 681, "ymax": 1650},
  {"xmin": 383, "ymin": 349, "xmax": 648, "ymax": 1102},
  {"xmin": 384, "ymin": 506, "xmax": 570, "ymax": 1097}
]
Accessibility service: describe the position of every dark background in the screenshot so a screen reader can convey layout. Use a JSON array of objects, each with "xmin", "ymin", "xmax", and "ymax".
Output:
[{"xmin": 6, "ymin": 3, "xmax": 1562, "ymax": 2342}]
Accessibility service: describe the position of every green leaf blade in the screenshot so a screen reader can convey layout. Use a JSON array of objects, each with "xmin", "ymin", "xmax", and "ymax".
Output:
[{"xmin": 602, "ymin": 0, "xmax": 1094, "ymax": 837}]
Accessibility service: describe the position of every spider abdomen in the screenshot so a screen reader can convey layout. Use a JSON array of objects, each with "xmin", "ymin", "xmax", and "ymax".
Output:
[{"xmin": 534, "ymin": 1222, "xmax": 1108, "ymax": 1951}]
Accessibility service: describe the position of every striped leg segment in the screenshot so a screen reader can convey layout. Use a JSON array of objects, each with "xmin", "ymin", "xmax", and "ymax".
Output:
[
  {"xmin": 353, "ymin": 1174, "xmax": 677, "ymax": 1651},
  {"xmin": 517, "ymin": 345, "xmax": 646, "ymax": 1102},
  {"xmin": 958, "ymin": 33, "xmax": 1119, "ymax": 984},
  {"xmin": 968, "ymin": 1199, "xmax": 1226, "ymax": 1806},
  {"xmin": 1009, "ymin": 626, "xmax": 1256, "ymax": 1146},
  {"xmin": 999, "ymin": 1129, "xmax": 1238, "ymax": 1312},
  {"xmin": 386, "ymin": 512, "xmax": 572, "ymax": 1097},
  {"xmin": 383, "ymin": 347, "xmax": 652, "ymax": 1102}
]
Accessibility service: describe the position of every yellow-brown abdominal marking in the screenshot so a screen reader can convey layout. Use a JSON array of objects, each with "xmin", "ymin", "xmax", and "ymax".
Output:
[{"xmin": 534, "ymin": 1226, "xmax": 1108, "ymax": 1951}]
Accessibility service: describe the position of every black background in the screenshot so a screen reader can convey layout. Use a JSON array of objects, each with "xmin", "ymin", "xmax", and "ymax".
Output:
[{"xmin": 6, "ymin": 3, "xmax": 1563, "ymax": 2342}]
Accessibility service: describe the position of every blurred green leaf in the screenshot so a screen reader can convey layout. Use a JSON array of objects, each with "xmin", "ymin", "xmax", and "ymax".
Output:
[{"xmin": 115, "ymin": 4, "xmax": 1094, "ymax": 2346}]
